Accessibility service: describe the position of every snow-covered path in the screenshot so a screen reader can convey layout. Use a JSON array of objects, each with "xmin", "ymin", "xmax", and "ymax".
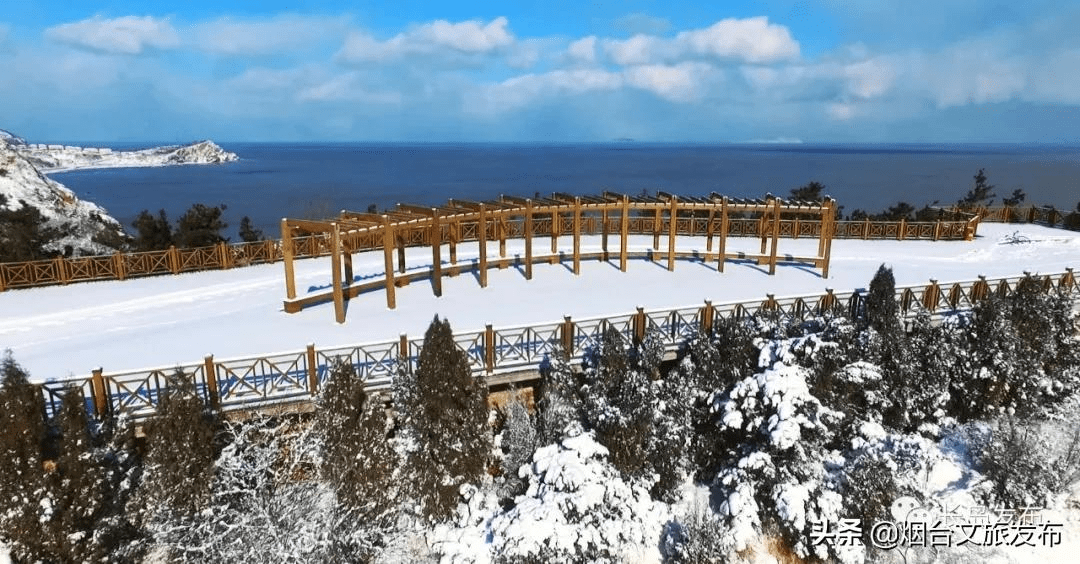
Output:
[{"xmin": 1, "ymin": 223, "xmax": 1078, "ymax": 381}]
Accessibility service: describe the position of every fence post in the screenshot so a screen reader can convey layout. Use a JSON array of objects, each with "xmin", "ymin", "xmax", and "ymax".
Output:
[
  {"xmin": 933, "ymin": 220, "xmax": 942, "ymax": 241},
  {"xmin": 822, "ymin": 288, "xmax": 836, "ymax": 312},
  {"xmin": 550, "ymin": 207, "xmax": 559, "ymax": 258},
  {"xmin": 266, "ymin": 239, "xmax": 276, "ymax": 264},
  {"xmin": 219, "ymin": 241, "xmax": 231, "ymax": 269},
  {"xmin": 701, "ymin": 300, "xmax": 714, "ymax": 335},
  {"xmin": 718, "ymin": 197, "xmax": 729, "ymax": 272},
  {"xmin": 114, "ymin": 252, "xmax": 126, "ymax": 280},
  {"xmin": 431, "ymin": 209, "xmax": 443, "ymax": 297},
  {"xmin": 620, "ymin": 196, "xmax": 630, "ymax": 272},
  {"xmin": 203, "ymin": 355, "xmax": 220, "ymax": 410},
  {"xmin": 399, "ymin": 334, "xmax": 410, "ymax": 375},
  {"xmin": 862, "ymin": 217, "xmax": 870, "ymax": 240},
  {"xmin": 306, "ymin": 343, "xmax": 319, "ymax": 396},
  {"xmin": 1064, "ymin": 267, "xmax": 1075, "ymax": 293},
  {"xmin": 653, "ymin": 205, "xmax": 662, "ymax": 251},
  {"xmin": 768, "ymin": 198, "xmax": 781, "ymax": 275},
  {"xmin": 168, "ymin": 245, "xmax": 180, "ymax": 274},
  {"xmin": 281, "ymin": 220, "xmax": 296, "ymax": 299},
  {"xmin": 484, "ymin": 324, "xmax": 495, "ymax": 374},
  {"xmin": 524, "ymin": 200, "xmax": 534, "ymax": 280},
  {"xmin": 91, "ymin": 368, "xmax": 108, "ymax": 419},
  {"xmin": 0, "ymin": 263, "xmax": 5, "ymax": 292},
  {"xmin": 383, "ymin": 216, "xmax": 397, "ymax": 309},
  {"xmin": 601, "ymin": 208, "xmax": 609, "ymax": 262},
  {"xmin": 898, "ymin": 218, "xmax": 906, "ymax": 241},
  {"xmin": 478, "ymin": 204, "xmax": 489, "ymax": 287},
  {"xmin": 561, "ymin": 316, "xmax": 574, "ymax": 355},
  {"xmin": 667, "ymin": 196, "xmax": 678, "ymax": 272},
  {"xmin": 572, "ymin": 197, "xmax": 582, "ymax": 275},
  {"xmin": 634, "ymin": 306, "xmax": 646, "ymax": 343},
  {"xmin": 924, "ymin": 279, "xmax": 939, "ymax": 312},
  {"xmin": 55, "ymin": 256, "xmax": 69, "ymax": 285}
]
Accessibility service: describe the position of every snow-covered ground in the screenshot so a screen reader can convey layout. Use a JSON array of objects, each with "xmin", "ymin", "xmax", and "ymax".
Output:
[
  {"xmin": 18, "ymin": 140, "xmax": 237, "ymax": 173},
  {"xmin": 1, "ymin": 222, "xmax": 1077, "ymax": 382}
]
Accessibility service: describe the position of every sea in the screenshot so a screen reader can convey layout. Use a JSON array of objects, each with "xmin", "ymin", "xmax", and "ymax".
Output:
[{"xmin": 48, "ymin": 143, "xmax": 1080, "ymax": 237}]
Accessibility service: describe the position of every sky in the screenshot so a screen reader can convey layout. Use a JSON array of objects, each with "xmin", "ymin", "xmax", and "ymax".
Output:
[{"xmin": 1, "ymin": 0, "xmax": 1079, "ymax": 143}]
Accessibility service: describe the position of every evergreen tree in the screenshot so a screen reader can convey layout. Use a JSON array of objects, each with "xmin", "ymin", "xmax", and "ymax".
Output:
[
  {"xmin": 789, "ymin": 181, "xmax": 826, "ymax": 203},
  {"xmin": 174, "ymin": 203, "xmax": 228, "ymax": 248},
  {"xmin": 1002, "ymin": 188, "xmax": 1026, "ymax": 207},
  {"xmin": 238, "ymin": 216, "xmax": 265, "ymax": 242},
  {"xmin": 958, "ymin": 168, "xmax": 996, "ymax": 207},
  {"xmin": 865, "ymin": 264, "xmax": 901, "ymax": 336},
  {"xmin": 0, "ymin": 352, "xmax": 49, "ymax": 561},
  {"xmin": 880, "ymin": 201, "xmax": 915, "ymax": 221},
  {"xmin": 537, "ymin": 346, "xmax": 583, "ymax": 444},
  {"xmin": 396, "ymin": 316, "xmax": 491, "ymax": 520},
  {"xmin": 135, "ymin": 369, "xmax": 217, "ymax": 522},
  {"xmin": 131, "ymin": 209, "xmax": 173, "ymax": 251},
  {"xmin": 316, "ymin": 359, "xmax": 397, "ymax": 520},
  {"xmin": 582, "ymin": 326, "xmax": 655, "ymax": 479},
  {"xmin": 497, "ymin": 398, "xmax": 538, "ymax": 500}
]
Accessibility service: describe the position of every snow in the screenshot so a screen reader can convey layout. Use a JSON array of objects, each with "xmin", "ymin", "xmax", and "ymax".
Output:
[
  {"xmin": 1, "ymin": 222, "xmax": 1077, "ymax": 381},
  {"xmin": 18, "ymin": 140, "xmax": 238, "ymax": 173}
]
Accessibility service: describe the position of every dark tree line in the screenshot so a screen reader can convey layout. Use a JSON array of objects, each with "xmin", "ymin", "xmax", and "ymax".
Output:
[{"xmin": 130, "ymin": 204, "xmax": 266, "ymax": 252}]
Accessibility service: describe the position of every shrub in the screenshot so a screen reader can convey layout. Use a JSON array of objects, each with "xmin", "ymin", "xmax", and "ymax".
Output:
[
  {"xmin": 174, "ymin": 203, "xmax": 228, "ymax": 248},
  {"xmin": 238, "ymin": 216, "xmax": 265, "ymax": 242},
  {"xmin": 396, "ymin": 316, "xmax": 491, "ymax": 521},
  {"xmin": 131, "ymin": 209, "xmax": 173, "ymax": 251},
  {"xmin": 0, "ymin": 352, "xmax": 49, "ymax": 560},
  {"xmin": 972, "ymin": 416, "xmax": 1080, "ymax": 509},
  {"xmin": 496, "ymin": 397, "xmax": 538, "ymax": 501},
  {"xmin": 537, "ymin": 346, "xmax": 583, "ymax": 445},
  {"xmin": 0, "ymin": 194, "xmax": 62, "ymax": 261}
]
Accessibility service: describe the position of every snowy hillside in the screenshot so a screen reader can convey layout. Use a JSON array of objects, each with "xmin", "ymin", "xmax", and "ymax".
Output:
[
  {"xmin": 0, "ymin": 141, "xmax": 126, "ymax": 256},
  {"xmin": 18, "ymin": 139, "xmax": 238, "ymax": 173}
]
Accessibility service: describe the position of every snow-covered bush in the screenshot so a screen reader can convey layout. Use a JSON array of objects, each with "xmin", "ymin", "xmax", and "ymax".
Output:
[
  {"xmin": 661, "ymin": 495, "xmax": 735, "ymax": 564},
  {"xmin": 710, "ymin": 362, "xmax": 845, "ymax": 560},
  {"xmin": 396, "ymin": 316, "xmax": 492, "ymax": 521},
  {"xmin": 650, "ymin": 358, "xmax": 694, "ymax": 503},
  {"xmin": 496, "ymin": 398, "xmax": 538, "ymax": 502},
  {"xmin": 489, "ymin": 433, "xmax": 665, "ymax": 563},
  {"xmin": 0, "ymin": 352, "xmax": 50, "ymax": 561},
  {"xmin": 537, "ymin": 347, "xmax": 582, "ymax": 445},
  {"xmin": 972, "ymin": 415, "xmax": 1080, "ymax": 510}
]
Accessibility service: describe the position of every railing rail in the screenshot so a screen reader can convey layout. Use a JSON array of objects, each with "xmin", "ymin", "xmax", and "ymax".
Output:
[{"xmin": 36, "ymin": 267, "xmax": 1078, "ymax": 420}]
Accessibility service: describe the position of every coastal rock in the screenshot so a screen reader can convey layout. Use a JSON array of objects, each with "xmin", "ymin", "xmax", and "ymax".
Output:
[{"xmin": 17, "ymin": 139, "xmax": 239, "ymax": 173}]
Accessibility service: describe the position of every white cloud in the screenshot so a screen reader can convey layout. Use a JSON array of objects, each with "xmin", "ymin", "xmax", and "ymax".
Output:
[
  {"xmin": 602, "ymin": 17, "xmax": 799, "ymax": 66},
  {"xmin": 45, "ymin": 15, "xmax": 180, "ymax": 55},
  {"xmin": 827, "ymin": 102, "xmax": 856, "ymax": 120},
  {"xmin": 297, "ymin": 73, "xmax": 402, "ymax": 104},
  {"xmin": 193, "ymin": 15, "xmax": 350, "ymax": 56},
  {"xmin": 624, "ymin": 62, "xmax": 710, "ymax": 102},
  {"xmin": 338, "ymin": 16, "xmax": 513, "ymax": 63},
  {"xmin": 675, "ymin": 17, "xmax": 800, "ymax": 63},
  {"xmin": 566, "ymin": 36, "xmax": 598, "ymax": 63}
]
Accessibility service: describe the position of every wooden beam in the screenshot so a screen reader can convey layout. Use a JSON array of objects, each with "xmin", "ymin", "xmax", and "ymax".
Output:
[
  {"xmin": 718, "ymin": 197, "xmax": 729, "ymax": 272},
  {"xmin": 653, "ymin": 206, "xmax": 662, "ymax": 251},
  {"xmin": 449, "ymin": 218, "xmax": 458, "ymax": 265},
  {"xmin": 822, "ymin": 199, "xmax": 835, "ymax": 279},
  {"xmin": 330, "ymin": 223, "xmax": 345, "ymax": 323},
  {"xmin": 397, "ymin": 235, "xmax": 406, "ymax": 274},
  {"xmin": 667, "ymin": 196, "xmax": 677, "ymax": 271},
  {"xmin": 478, "ymin": 204, "xmax": 488, "ymax": 288},
  {"xmin": 498, "ymin": 213, "xmax": 507, "ymax": 267},
  {"xmin": 768, "ymin": 197, "xmax": 781, "ymax": 275},
  {"xmin": 431, "ymin": 209, "xmax": 442, "ymax": 297},
  {"xmin": 706, "ymin": 207, "xmax": 715, "ymax": 252},
  {"xmin": 524, "ymin": 200, "xmax": 533, "ymax": 280},
  {"xmin": 601, "ymin": 208, "xmax": 609, "ymax": 262},
  {"xmin": 620, "ymin": 195, "xmax": 629, "ymax": 272},
  {"xmin": 383, "ymin": 217, "xmax": 397, "ymax": 309},
  {"xmin": 282, "ymin": 219, "xmax": 296, "ymax": 299},
  {"xmin": 573, "ymin": 197, "xmax": 582, "ymax": 275},
  {"xmin": 550, "ymin": 207, "xmax": 559, "ymax": 261}
]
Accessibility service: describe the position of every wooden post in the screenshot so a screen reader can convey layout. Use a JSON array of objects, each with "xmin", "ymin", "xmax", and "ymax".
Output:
[
  {"xmin": 933, "ymin": 220, "xmax": 942, "ymax": 241},
  {"xmin": 306, "ymin": 343, "xmax": 319, "ymax": 395},
  {"xmin": 282, "ymin": 219, "xmax": 296, "ymax": 299},
  {"xmin": 561, "ymin": 316, "xmax": 574, "ymax": 354},
  {"xmin": 90, "ymin": 368, "xmax": 108, "ymax": 419},
  {"xmin": 632, "ymin": 306, "xmax": 646, "ymax": 343},
  {"xmin": 924, "ymin": 279, "xmax": 939, "ymax": 312},
  {"xmin": 718, "ymin": 197, "xmax": 729, "ymax": 272},
  {"xmin": 760, "ymin": 200, "xmax": 770, "ymax": 254},
  {"xmin": 667, "ymin": 196, "xmax": 677, "ymax": 271},
  {"xmin": 266, "ymin": 239, "xmax": 276, "ymax": 264},
  {"xmin": 524, "ymin": 200, "xmax": 534, "ymax": 280},
  {"xmin": 768, "ymin": 197, "xmax": 781, "ymax": 275},
  {"xmin": 620, "ymin": 196, "xmax": 629, "ymax": 272},
  {"xmin": 383, "ymin": 217, "xmax": 397, "ymax": 309},
  {"xmin": 203, "ymin": 355, "xmax": 220, "ymax": 410},
  {"xmin": 431, "ymin": 209, "xmax": 443, "ymax": 297},
  {"xmin": 653, "ymin": 205, "xmax": 662, "ymax": 251},
  {"xmin": 551, "ymin": 207, "xmax": 559, "ymax": 258},
  {"xmin": 573, "ymin": 197, "xmax": 582, "ymax": 275},
  {"xmin": 862, "ymin": 217, "xmax": 870, "ymax": 240},
  {"xmin": 793, "ymin": 218, "xmax": 800, "ymax": 240},
  {"xmin": 219, "ymin": 241, "xmax": 231, "ymax": 269},
  {"xmin": 113, "ymin": 252, "xmax": 126, "ymax": 280},
  {"xmin": 898, "ymin": 218, "xmax": 906, "ymax": 241},
  {"xmin": 484, "ymin": 324, "xmax": 495, "ymax": 374},
  {"xmin": 399, "ymin": 334, "xmax": 410, "ymax": 374},
  {"xmin": 55, "ymin": 256, "xmax": 68, "ymax": 285},
  {"xmin": 821, "ymin": 199, "xmax": 835, "ymax": 279},
  {"xmin": 478, "ymin": 204, "xmax": 489, "ymax": 287},
  {"xmin": 0, "ymin": 263, "xmax": 6, "ymax": 292},
  {"xmin": 702, "ymin": 300, "xmax": 714, "ymax": 334},
  {"xmin": 706, "ymin": 207, "xmax": 715, "ymax": 253},
  {"xmin": 449, "ymin": 218, "xmax": 458, "ymax": 265},
  {"xmin": 343, "ymin": 247, "xmax": 353, "ymax": 287},
  {"xmin": 601, "ymin": 208, "xmax": 609, "ymax": 261},
  {"xmin": 330, "ymin": 223, "xmax": 346, "ymax": 324},
  {"xmin": 168, "ymin": 245, "xmax": 180, "ymax": 274},
  {"xmin": 498, "ymin": 214, "xmax": 507, "ymax": 266}
]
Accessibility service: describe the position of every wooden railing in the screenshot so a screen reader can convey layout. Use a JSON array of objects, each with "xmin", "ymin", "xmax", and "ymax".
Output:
[
  {"xmin": 956, "ymin": 205, "xmax": 1080, "ymax": 230},
  {"xmin": 36, "ymin": 268, "xmax": 1077, "ymax": 421}
]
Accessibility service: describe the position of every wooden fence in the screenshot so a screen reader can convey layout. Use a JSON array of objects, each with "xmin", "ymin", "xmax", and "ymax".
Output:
[
  {"xmin": 0, "ymin": 193, "xmax": 987, "ymax": 292},
  {"xmin": 35, "ymin": 268, "xmax": 1078, "ymax": 421}
]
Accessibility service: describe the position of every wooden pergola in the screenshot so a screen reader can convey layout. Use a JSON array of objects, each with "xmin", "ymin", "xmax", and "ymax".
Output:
[{"xmin": 280, "ymin": 192, "xmax": 837, "ymax": 323}]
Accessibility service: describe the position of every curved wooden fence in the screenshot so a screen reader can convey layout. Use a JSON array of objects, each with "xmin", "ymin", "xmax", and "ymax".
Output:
[
  {"xmin": 34, "ymin": 268, "xmax": 1078, "ymax": 421},
  {"xmin": 0, "ymin": 192, "xmax": 987, "ymax": 292}
]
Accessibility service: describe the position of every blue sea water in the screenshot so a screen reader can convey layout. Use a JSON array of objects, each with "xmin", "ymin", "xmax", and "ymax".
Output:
[{"xmin": 49, "ymin": 143, "xmax": 1080, "ymax": 237}]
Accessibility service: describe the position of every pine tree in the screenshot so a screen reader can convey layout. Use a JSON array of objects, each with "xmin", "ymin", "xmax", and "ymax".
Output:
[
  {"xmin": 498, "ymin": 398, "xmax": 538, "ymax": 500},
  {"xmin": 131, "ymin": 209, "xmax": 174, "ymax": 251},
  {"xmin": 136, "ymin": 369, "xmax": 217, "ymax": 521},
  {"xmin": 238, "ymin": 216, "xmax": 265, "ymax": 242},
  {"xmin": 316, "ymin": 359, "xmax": 397, "ymax": 521},
  {"xmin": 0, "ymin": 352, "xmax": 49, "ymax": 561},
  {"xmin": 865, "ymin": 264, "xmax": 901, "ymax": 336},
  {"xmin": 789, "ymin": 181, "xmax": 826, "ymax": 203},
  {"xmin": 0, "ymin": 194, "xmax": 63, "ymax": 261},
  {"xmin": 396, "ymin": 316, "xmax": 491, "ymax": 520},
  {"xmin": 1002, "ymin": 188, "xmax": 1026, "ymax": 207},
  {"xmin": 958, "ymin": 168, "xmax": 996, "ymax": 207},
  {"xmin": 537, "ymin": 346, "xmax": 583, "ymax": 444},
  {"xmin": 174, "ymin": 203, "xmax": 228, "ymax": 248},
  {"xmin": 583, "ymin": 326, "xmax": 655, "ymax": 478}
]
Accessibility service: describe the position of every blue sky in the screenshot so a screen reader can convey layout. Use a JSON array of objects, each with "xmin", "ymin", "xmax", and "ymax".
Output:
[{"xmin": 2, "ymin": 1, "xmax": 1078, "ymax": 142}]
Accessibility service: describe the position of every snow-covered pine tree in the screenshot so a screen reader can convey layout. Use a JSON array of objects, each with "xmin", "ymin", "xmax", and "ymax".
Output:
[
  {"xmin": 649, "ymin": 357, "xmax": 693, "ymax": 502},
  {"xmin": 397, "ymin": 316, "xmax": 491, "ymax": 521},
  {"xmin": 582, "ymin": 325, "xmax": 655, "ymax": 479},
  {"xmin": 0, "ymin": 352, "xmax": 49, "ymax": 561},
  {"xmin": 316, "ymin": 359, "xmax": 398, "ymax": 534},
  {"xmin": 497, "ymin": 397, "xmax": 538, "ymax": 501},
  {"xmin": 961, "ymin": 295, "xmax": 1020, "ymax": 418},
  {"xmin": 537, "ymin": 345, "xmax": 584, "ymax": 444},
  {"xmin": 865, "ymin": 264, "xmax": 901, "ymax": 336},
  {"xmin": 134, "ymin": 369, "xmax": 217, "ymax": 525}
]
